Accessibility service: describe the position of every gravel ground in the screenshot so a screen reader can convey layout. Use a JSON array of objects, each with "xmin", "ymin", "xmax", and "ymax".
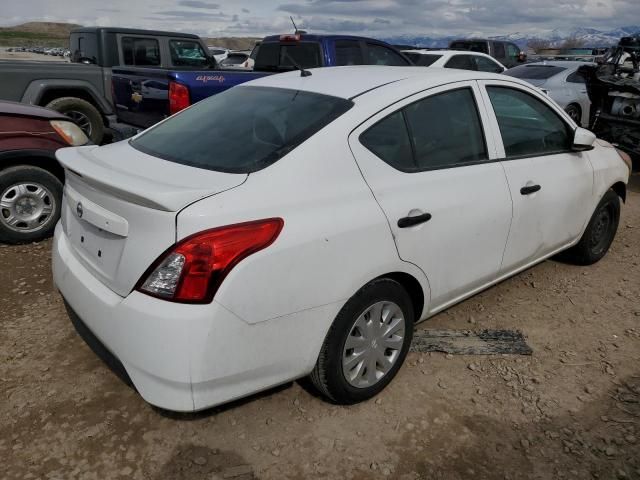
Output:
[{"xmin": 1, "ymin": 180, "xmax": 639, "ymax": 480}]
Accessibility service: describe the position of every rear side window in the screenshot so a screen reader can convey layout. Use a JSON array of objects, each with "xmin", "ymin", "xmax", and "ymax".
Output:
[
  {"xmin": 444, "ymin": 55, "xmax": 476, "ymax": 70},
  {"xmin": 366, "ymin": 43, "xmax": 410, "ymax": 66},
  {"xmin": 359, "ymin": 112, "xmax": 414, "ymax": 170},
  {"xmin": 335, "ymin": 40, "xmax": 364, "ymax": 66},
  {"xmin": 254, "ymin": 42, "xmax": 322, "ymax": 71},
  {"xmin": 169, "ymin": 40, "xmax": 208, "ymax": 67},
  {"xmin": 69, "ymin": 32, "xmax": 99, "ymax": 64},
  {"xmin": 360, "ymin": 88, "xmax": 487, "ymax": 171},
  {"xmin": 404, "ymin": 52, "xmax": 442, "ymax": 66},
  {"xmin": 487, "ymin": 86, "xmax": 572, "ymax": 157},
  {"xmin": 131, "ymin": 86, "xmax": 353, "ymax": 173},
  {"xmin": 122, "ymin": 37, "xmax": 160, "ymax": 66}
]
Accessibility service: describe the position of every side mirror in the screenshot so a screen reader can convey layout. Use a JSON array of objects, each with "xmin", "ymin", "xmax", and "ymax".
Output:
[{"xmin": 572, "ymin": 127, "xmax": 596, "ymax": 151}]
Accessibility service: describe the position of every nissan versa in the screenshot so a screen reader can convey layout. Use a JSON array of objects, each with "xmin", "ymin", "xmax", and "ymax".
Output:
[{"xmin": 52, "ymin": 66, "xmax": 630, "ymax": 412}]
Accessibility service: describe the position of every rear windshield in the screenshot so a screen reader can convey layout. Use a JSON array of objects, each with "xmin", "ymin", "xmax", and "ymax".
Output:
[
  {"xmin": 131, "ymin": 86, "xmax": 353, "ymax": 173},
  {"xmin": 505, "ymin": 64, "xmax": 566, "ymax": 80},
  {"xmin": 254, "ymin": 42, "xmax": 323, "ymax": 71},
  {"xmin": 69, "ymin": 32, "xmax": 99, "ymax": 64},
  {"xmin": 450, "ymin": 41, "xmax": 488, "ymax": 54},
  {"xmin": 405, "ymin": 52, "xmax": 442, "ymax": 66}
]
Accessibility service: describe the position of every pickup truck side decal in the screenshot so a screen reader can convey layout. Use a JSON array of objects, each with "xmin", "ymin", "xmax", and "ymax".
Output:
[{"xmin": 195, "ymin": 75, "xmax": 226, "ymax": 84}]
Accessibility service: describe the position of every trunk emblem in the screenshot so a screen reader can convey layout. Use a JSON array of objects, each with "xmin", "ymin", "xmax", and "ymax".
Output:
[{"xmin": 76, "ymin": 202, "xmax": 83, "ymax": 218}]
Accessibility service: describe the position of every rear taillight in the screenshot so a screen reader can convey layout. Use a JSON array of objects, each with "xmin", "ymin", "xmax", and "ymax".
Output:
[
  {"xmin": 137, "ymin": 218, "xmax": 283, "ymax": 303},
  {"xmin": 169, "ymin": 81, "xmax": 190, "ymax": 115}
]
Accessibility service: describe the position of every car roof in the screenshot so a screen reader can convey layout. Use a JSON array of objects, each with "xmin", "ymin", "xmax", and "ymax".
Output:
[
  {"xmin": 245, "ymin": 65, "xmax": 516, "ymax": 100},
  {"xmin": 512, "ymin": 60, "xmax": 593, "ymax": 73}
]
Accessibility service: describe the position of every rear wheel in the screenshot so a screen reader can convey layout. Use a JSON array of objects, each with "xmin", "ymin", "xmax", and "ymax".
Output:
[
  {"xmin": 45, "ymin": 96, "xmax": 104, "ymax": 144},
  {"xmin": 309, "ymin": 278, "xmax": 414, "ymax": 404},
  {"xmin": 0, "ymin": 166, "xmax": 62, "ymax": 244},
  {"xmin": 563, "ymin": 190, "xmax": 620, "ymax": 265}
]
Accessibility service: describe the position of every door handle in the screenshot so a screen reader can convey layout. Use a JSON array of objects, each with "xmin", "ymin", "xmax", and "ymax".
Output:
[
  {"xmin": 398, "ymin": 212, "xmax": 432, "ymax": 228},
  {"xmin": 520, "ymin": 184, "xmax": 541, "ymax": 195}
]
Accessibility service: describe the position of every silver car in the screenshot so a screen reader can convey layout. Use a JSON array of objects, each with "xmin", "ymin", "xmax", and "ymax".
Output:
[{"xmin": 504, "ymin": 61, "xmax": 592, "ymax": 127}]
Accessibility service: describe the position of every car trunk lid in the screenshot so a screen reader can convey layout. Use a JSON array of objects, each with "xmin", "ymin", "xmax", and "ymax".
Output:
[{"xmin": 56, "ymin": 143, "xmax": 247, "ymax": 297}]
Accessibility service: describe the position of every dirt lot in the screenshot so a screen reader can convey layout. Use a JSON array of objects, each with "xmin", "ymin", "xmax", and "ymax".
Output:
[{"xmin": 2, "ymin": 180, "xmax": 639, "ymax": 480}]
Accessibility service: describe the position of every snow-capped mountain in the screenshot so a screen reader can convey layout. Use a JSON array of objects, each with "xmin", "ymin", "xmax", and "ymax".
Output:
[{"xmin": 382, "ymin": 26, "xmax": 640, "ymax": 49}]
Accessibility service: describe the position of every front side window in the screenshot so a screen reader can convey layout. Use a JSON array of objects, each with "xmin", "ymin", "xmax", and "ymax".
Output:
[
  {"xmin": 487, "ymin": 86, "xmax": 571, "ymax": 157},
  {"xmin": 131, "ymin": 86, "xmax": 353, "ymax": 173},
  {"xmin": 169, "ymin": 40, "xmax": 208, "ymax": 67},
  {"xmin": 122, "ymin": 37, "xmax": 160, "ymax": 66},
  {"xmin": 335, "ymin": 40, "xmax": 364, "ymax": 66},
  {"xmin": 360, "ymin": 88, "xmax": 487, "ymax": 171},
  {"xmin": 444, "ymin": 55, "xmax": 476, "ymax": 70},
  {"xmin": 366, "ymin": 43, "xmax": 410, "ymax": 66}
]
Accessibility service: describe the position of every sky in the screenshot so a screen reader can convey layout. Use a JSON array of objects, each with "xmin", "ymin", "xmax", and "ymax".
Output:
[{"xmin": 1, "ymin": 0, "xmax": 638, "ymax": 38}]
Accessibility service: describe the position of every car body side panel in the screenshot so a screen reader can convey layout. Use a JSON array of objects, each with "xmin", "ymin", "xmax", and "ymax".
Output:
[{"xmin": 176, "ymin": 115, "xmax": 431, "ymax": 325}]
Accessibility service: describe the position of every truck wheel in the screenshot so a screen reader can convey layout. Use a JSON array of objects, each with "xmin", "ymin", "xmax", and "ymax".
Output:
[
  {"xmin": 45, "ymin": 97, "xmax": 104, "ymax": 144},
  {"xmin": 0, "ymin": 166, "xmax": 63, "ymax": 244}
]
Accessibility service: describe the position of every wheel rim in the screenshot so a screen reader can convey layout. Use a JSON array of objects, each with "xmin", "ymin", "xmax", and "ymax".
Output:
[
  {"xmin": 342, "ymin": 301, "xmax": 406, "ymax": 389},
  {"xmin": 65, "ymin": 110, "xmax": 92, "ymax": 136},
  {"xmin": 589, "ymin": 204, "xmax": 613, "ymax": 255},
  {"xmin": 0, "ymin": 182, "xmax": 56, "ymax": 233},
  {"xmin": 566, "ymin": 106, "xmax": 580, "ymax": 123}
]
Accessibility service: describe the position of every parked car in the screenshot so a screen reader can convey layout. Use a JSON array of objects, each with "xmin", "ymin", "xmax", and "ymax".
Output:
[
  {"xmin": 218, "ymin": 51, "xmax": 251, "ymax": 69},
  {"xmin": 0, "ymin": 101, "xmax": 88, "ymax": 243},
  {"xmin": 207, "ymin": 46, "xmax": 229, "ymax": 63},
  {"xmin": 53, "ymin": 66, "xmax": 629, "ymax": 412},
  {"xmin": 504, "ymin": 61, "xmax": 592, "ymax": 126},
  {"xmin": 402, "ymin": 49, "xmax": 505, "ymax": 72},
  {"xmin": 242, "ymin": 42, "xmax": 260, "ymax": 69},
  {"xmin": 449, "ymin": 39, "xmax": 526, "ymax": 68},
  {"xmin": 121, "ymin": 31, "xmax": 410, "ymax": 127},
  {"xmin": 0, "ymin": 27, "xmax": 218, "ymax": 144}
]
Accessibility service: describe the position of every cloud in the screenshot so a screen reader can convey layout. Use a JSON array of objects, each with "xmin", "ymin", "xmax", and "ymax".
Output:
[{"xmin": 177, "ymin": 0, "xmax": 220, "ymax": 9}]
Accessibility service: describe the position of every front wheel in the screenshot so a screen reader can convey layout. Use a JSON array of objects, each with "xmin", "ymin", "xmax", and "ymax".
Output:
[
  {"xmin": 309, "ymin": 278, "xmax": 414, "ymax": 404},
  {"xmin": 0, "ymin": 166, "xmax": 63, "ymax": 244},
  {"xmin": 563, "ymin": 190, "xmax": 620, "ymax": 265}
]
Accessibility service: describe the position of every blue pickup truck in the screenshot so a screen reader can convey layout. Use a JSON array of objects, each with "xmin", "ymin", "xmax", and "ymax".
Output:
[{"xmin": 114, "ymin": 32, "xmax": 412, "ymax": 130}]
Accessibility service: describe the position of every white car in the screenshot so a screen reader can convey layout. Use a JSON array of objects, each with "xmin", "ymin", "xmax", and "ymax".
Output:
[
  {"xmin": 207, "ymin": 46, "xmax": 229, "ymax": 64},
  {"xmin": 504, "ymin": 61, "xmax": 593, "ymax": 127},
  {"xmin": 402, "ymin": 49, "xmax": 506, "ymax": 73},
  {"xmin": 52, "ymin": 67, "xmax": 630, "ymax": 412}
]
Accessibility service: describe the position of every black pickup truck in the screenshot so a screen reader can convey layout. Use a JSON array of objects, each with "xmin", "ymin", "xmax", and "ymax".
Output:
[{"xmin": 0, "ymin": 27, "xmax": 218, "ymax": 144}]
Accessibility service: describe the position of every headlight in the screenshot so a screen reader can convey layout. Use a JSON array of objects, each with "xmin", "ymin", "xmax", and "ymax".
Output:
[{"xmin": 50, "ymin": 120, "xmax": 89, "ymax": 146}]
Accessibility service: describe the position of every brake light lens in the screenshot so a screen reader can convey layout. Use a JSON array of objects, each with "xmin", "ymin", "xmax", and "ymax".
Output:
[
  {"xmin": 137, "ymin": 218, "xmax": 284, "ymax": 303},
  {"xmin": 169, "ymin": 81, "xmax": 190, "ymax": 115},
  {"xmin": 279, "ymin": 34, "xmax": 301, "ymax": 42}
]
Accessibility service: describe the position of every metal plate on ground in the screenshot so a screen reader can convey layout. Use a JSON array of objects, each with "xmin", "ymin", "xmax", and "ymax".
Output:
[{"xmin": 411, "ymin": 329, "xmax": 533, "ymax": 355}]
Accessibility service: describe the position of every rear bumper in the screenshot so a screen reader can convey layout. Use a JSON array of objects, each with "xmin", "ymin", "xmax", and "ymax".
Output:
[{"xmin": 52, "ymin": 223, "xmax": 340, "ymax": 411}]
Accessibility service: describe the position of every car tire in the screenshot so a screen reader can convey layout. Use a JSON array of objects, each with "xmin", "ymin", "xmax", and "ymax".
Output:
[
  {"xmin": 563, "ymin": 190, "xmax": 620, "ymax": 265},
  {"xmin": 45, "ymin": 96, "xmax": 104, "ymax": 144},
  {"xmin": 0, "ymin": 166, "xmax": 63, "ymax": 244},
  {"xmin": 309, "ymin": 278, "xmax": 414, "ymax": 404},
  {"xmin": 564, "ymin": 104, "xmax": 582, "ymax": 127}
]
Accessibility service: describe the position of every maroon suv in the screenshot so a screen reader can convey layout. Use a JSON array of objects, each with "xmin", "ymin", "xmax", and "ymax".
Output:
[{"xmin": 0, "ymin": 101, "xmax": 88, "ymax": 243}]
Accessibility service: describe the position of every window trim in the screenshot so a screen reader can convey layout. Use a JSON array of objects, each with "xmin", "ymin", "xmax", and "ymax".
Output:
[
  {"xmin": 481, "ymin": 82, "xmax": 577, "ymax": 161},
  {"xmin": 358, "ymin": 86, "xmax": 491, "ymax": 173}
]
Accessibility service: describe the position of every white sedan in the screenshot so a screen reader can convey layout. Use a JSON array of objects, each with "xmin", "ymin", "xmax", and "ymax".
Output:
[
  {"xmin": 402, "ymin": 49, "xmax": 506, "ymax": 73},
  {"xmin": 52, "ymin": 67, "xmax": 630, "ymax": 412}
]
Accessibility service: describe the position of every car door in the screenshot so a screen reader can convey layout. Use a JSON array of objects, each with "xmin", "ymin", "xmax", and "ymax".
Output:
[
  {"xmin": 349, "ymin": 82, "xmax": 512, "ymax": 312},
  {"xmin": 478, "ymin": 80, "xmax": 594, "ymax": 274}
]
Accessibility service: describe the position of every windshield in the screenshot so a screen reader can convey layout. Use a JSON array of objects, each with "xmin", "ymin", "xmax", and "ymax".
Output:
[
  {"xmin": 131, "ymin": 86, "xmax": 353, "ymax": 173},
  {"xmin": 505, "ymin": 64, "xmax": 567, "ymax": 80},
  {"xmin": 404, "ymin": 52, "xmax": 442, "ymax": 66}
]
